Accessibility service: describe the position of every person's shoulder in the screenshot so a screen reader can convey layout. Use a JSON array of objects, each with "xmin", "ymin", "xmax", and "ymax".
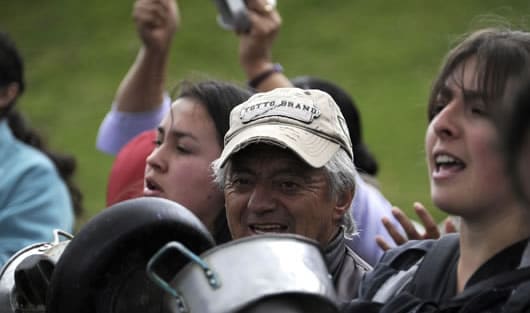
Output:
[
  {"xmin": 356, "ymin": 238, "xmax": 445, "ymax": 302},
  {"xmin": 379, "ymin": 237, "xmax": 441, "ymax": 266},
  {"xmin": 6, "ymin": 139, "xmax": 61, "ymax": 184},
  {"xmin": 15, "ymin": 140, "xmax": 57, "ymax": 172}
]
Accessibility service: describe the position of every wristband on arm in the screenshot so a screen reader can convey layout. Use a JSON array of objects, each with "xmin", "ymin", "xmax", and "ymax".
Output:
[{"xmin": 247, "ymin": 63, "xmax": 283, "ymax": 89}]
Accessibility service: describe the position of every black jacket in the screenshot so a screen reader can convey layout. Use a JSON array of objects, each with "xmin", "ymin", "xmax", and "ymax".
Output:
[{"xmin": 343, "ymin": 234, "xmax": 530, "ymax": 313}]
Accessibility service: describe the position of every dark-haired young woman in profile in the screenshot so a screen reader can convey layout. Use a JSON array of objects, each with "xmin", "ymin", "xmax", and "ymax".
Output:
[
  {"xmin": 341, "ymin": 28, "xmax": 530, "ymax": 313},
  {"xmin": 0, "ymin": 32, "xmax": 83, "ymax": 266}
]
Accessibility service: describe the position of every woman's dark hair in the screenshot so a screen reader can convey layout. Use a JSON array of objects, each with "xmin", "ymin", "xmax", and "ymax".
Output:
[
  {"xmin": 501, "ymin": 73, "xmax": 530, "ymax": 205},
  {"xmin": 0, "ymin": 31, "xmax": 24, "ymax": 118},
  {"xmin": 290, "ymin": 75, "xmax": 379, "ymax": 176},
  {"xmin": 1, "ymin": 31, "xmax": 84, "ymax": 218},
  {"xmin": 428, "ymin": 28, "xmax": 530, "ymax": 121},
  {"xmin": 172, "ymin": 79, "xmax": 253, "ymax": 243}
]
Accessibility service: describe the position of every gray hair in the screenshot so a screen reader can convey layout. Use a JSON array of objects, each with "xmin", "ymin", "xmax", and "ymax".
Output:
[{"xmin": 211, "ymin": 147, "xmax": 358, "ymax": 238}]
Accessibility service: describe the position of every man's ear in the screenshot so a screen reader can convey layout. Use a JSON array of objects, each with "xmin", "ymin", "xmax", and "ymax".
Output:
[
  {"xmin": 0, "ymin": 82, "xmax": 19, "ymax": 109},
  {"xmin": 333, "ymin": 189, "xmax": 354, "ymax": 222}
]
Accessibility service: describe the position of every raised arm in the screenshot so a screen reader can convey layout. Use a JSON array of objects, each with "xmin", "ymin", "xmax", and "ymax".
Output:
[
  {"xmin": 237, "ymin": 0, "xmax": 291, "ymax": 91},
  {"xmin": 96, "ymin": 0, "xmax": 178, "ymax": 154},
  {"xmin": 116, "ymin": 0, "xmax": 178, "ymax": 112}
]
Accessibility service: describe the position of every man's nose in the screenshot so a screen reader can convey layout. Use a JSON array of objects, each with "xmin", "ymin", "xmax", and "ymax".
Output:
[{"xmin": 247, "ymin": 182, "xmax": 276, "ymax": 214}]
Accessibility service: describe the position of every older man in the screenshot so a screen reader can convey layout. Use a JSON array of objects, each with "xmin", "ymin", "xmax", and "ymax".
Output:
[{"xmin": 212, "ymin": 87, "xmax": 371, "ymax": 303}]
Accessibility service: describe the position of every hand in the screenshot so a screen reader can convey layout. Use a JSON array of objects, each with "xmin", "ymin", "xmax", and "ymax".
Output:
[
  {"xmin": 133, "ymin": 0, "xmax": 179, "ymax": 52},
  {"xmin": 376, "ymin": 202, "xmax": 441, "ymax": 251},
  {"xmin": 237, "ymin": 0, "xmax": 282, "ymax": 77},
  {"xmin": 441, "ymin": 215, "xmax": 459, "ymax": 234}
]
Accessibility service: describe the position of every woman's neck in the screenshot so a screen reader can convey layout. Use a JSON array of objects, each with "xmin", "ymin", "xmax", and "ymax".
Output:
[{"xmin": 456, "ymin": 202, "xmax": 530, "ymax": 293}]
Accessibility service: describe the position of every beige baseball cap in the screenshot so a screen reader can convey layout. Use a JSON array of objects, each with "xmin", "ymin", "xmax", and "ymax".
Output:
[{"xmin": 218, "ymin": 87, "xmax": 353, "ymax": 168}]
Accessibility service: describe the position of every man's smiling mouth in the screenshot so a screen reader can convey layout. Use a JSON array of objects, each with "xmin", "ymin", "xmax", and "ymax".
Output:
[{"xmin": 250, "ymin": 224, "xmax": 288, "ymax": 234}]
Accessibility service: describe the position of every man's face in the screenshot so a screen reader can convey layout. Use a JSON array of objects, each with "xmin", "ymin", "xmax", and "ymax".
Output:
[{"xmin": 223, "ymin": 144, "xmax": 350, "ymax": 246}]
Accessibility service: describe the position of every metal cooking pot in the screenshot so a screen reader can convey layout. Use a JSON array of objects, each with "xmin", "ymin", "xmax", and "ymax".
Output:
[
  {"xmin": 147, "ymin": 234, "xmax": 338, "ymax": 313},
  {"xmin": 0, "ymin": 229, "xmax": 72, "ymax": 313},
  {"xmin": 46, "ymin": 197, "xmax": 215, "ymax": 313}
]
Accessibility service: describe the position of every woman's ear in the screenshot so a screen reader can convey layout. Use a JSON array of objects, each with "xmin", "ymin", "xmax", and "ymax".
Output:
[{"xmin": 0, "ymin": 82, "xmax": 19, "ymax": 109}]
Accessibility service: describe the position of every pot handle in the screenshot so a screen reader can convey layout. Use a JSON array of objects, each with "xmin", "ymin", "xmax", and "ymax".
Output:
[
  {"xmin": 52, "ymin": 229, "xmax": 74, "ymax": 243},
  {"xmin": 146, "ymin": 242, "xmax": 221, "ymax": 308}
]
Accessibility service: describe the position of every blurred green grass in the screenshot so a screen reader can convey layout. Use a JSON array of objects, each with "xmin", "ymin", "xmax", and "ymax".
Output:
[{"xmin": 1, "ymin": 0, "xmax": 528, "ymax": 228}]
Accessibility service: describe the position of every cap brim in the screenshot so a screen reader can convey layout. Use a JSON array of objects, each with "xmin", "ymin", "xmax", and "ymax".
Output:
[{"xmin": 219, "ymin": 124, "xmax": 340, "ymax": 168}]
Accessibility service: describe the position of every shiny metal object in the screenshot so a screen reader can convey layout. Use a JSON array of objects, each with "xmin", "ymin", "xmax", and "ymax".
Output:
[
  {"xmin": 0, "ymin": 229, "xmax": 72, "ymax": 313},
  {"xmin": 148, "ymin": 234, "xmax": 338, "ymax": 313},
  {"xmin": 213, "ymin": 0, "xmax": 251, "ymax": 33}
]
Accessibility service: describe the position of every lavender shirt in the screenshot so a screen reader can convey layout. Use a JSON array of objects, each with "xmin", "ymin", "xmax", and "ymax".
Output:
[
  {"xmin": 96, "ymin": 94, "xmax": 172, "ymax": 155},
  {"xmin": 348, "ymin": 174, "xmax": 402, "ymax": 265}
]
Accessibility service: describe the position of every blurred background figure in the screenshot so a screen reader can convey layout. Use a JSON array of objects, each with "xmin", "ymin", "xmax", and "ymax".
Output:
[{"xmin": 0, "ymin": 31, "xmax": 83, "ymax": 266}]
